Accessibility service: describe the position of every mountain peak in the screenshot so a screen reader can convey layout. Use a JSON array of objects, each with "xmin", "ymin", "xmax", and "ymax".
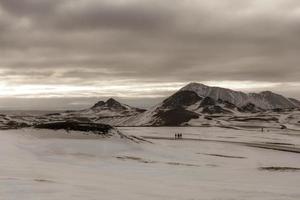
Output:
[
  {"xmin": 90, "ymin": 98, "xmax": 146, "ymax": 115},
  {"xmin": 91, "ymin": 98, "xmax": 125, "ymax": 110},
  {"xmin": 106, "ymin": 98, "xmax": 119, "ymax": 104},
  {"xmin": 260, "ymin": 91, "xmax": 274, "ymax": 95},
  {"xmin": 105, "ymin": 98, "xmax": 124, "ymax": 109},
  {"xmin": 162, "ymin": 90, "xmax": 202, "ymax": 109},
  {"xmin": 92, "ymin": 101, "xmax": 105, "ymax": 108},
  {"xmin": 181, "ymin": 82, "xmax": 208, "ymax": 90},
  {"xmin": 180, "ymin": 82, "xmax": 299, "ymax": 109}
]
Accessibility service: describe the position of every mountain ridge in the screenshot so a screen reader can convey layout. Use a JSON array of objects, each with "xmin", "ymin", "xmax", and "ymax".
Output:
[
  {"xmin": 89, "ymin": 82, "xmax": 300, "ymax": 127},
  {"xmin": 180, "ymin": 82, "xmax": 299, "ymax": 109}
]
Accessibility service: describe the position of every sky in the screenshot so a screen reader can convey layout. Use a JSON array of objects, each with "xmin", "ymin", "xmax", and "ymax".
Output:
[{"xmin": 0, "ymin": 0, "xmax": 299, "ymax": 110}]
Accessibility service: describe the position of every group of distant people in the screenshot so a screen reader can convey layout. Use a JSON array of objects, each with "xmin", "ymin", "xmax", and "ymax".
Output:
[{"xmin": 175, "ymin": 133, "xmax": 183, "ymax": 139}]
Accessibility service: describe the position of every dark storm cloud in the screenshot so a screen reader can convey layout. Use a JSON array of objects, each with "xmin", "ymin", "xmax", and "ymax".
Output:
[
  {"xmin": 0, "ymin": 0, "xmax": 299, "ymax": 107},
  {"xmin": 0, "ymin": 0, "xmax": 61, "ymax": 16},
  {"xmin": 52, "ymin": 1, "xmax": 175, "ymax": 31}
]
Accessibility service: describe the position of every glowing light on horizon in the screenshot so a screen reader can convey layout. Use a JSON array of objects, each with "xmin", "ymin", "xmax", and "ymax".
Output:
[
  {"xmin": 0, "ymin": 81, "xmax": 298, "ymax": 98},
  {"xmin": 201, "ymin": 81, "xmax": 282, "ymax": 91}
]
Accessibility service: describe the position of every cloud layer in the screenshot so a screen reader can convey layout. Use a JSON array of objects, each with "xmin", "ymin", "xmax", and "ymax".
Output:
[{"xmin": 0, "ymin": 0, "xmax": 299, "ymax": 109}]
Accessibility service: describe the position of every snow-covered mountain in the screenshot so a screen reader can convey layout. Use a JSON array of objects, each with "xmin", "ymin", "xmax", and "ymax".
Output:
[
  {"xmin": 180, "ymin": 82, "xmax": 299, "ymax": 110},
  {"xmin": 88, "ymin": 98, "xmax": 146, "ymax": 117},
  {"xmin": 28, "ymin": 98, "xmax": 147, "ymax": 126},
  {"xmin": 64, "ymin": 83, "xmax": 299, "ymax": 127},
  {"xmin": 92, "ymin": 83, "xmax": 300, "ymax": 127}
]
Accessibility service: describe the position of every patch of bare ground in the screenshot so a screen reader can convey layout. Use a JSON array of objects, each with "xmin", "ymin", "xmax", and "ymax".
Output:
[
  {"xmin": 115, "ymin": 156, "xmax": 201, "ymax": 167},
  {"xmin": 206, "ymin": 164, "xmax": 218, "ymax": 167},
  {"xmin": 165, "ymin": 162, "xmax": 201, "ymax": 167},
  {"xmin": 229, "ymin": 116, "xmax": 278, "ymax": 122},
  {"xmin": 259, "ymin": 167, "xmax": 300, "ymax": 172},
  {"xmin": 115, "ymin": 156, "xmax": 157, "ymax": 164},
  {"xmin": 217, "ymin": 136, "xmax": 237, "ymax": 139},
  {"xmin": 198, "ymin": 153, "xmax": 246, "ymax": 159},
  {"xmin": 264, "ymin": 142, "xmax": 294, "ymax": 146},
  {"xmin": 35, "ymin": 121, "xmax": 113, "ymax": 135},
  {"xmin": 34, "ymin": 179, "xmax": 56, "ymax": 183}
]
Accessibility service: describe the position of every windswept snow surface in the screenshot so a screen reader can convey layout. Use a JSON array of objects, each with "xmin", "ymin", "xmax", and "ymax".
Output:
[{"xmin": 1, "ymin": 128, "xmax": 300, "ymax": 200}]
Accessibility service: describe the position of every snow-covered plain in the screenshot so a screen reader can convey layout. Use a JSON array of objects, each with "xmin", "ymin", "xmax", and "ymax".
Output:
[{"xmin": 1, "ymin": 127, "xmax": 300, "ymax": 200}]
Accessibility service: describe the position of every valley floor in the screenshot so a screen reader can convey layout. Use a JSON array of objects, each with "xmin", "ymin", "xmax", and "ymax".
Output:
[{"xmin": 1, "ymin": 127, "xmax": 300, "ymax": 200}]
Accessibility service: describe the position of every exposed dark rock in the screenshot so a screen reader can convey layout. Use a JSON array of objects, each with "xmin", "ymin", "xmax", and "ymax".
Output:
[
  {"xmin": 200, "ymin": 153, "xmax": 246, "ymax": 159},
  {"xmin": 106, "ymin": 98, "xmax": 126, "ymax": 110},
  {"xmin": 259, "ymin": 167, "xmax": 300, "ymax": 171},
  {"xmin": 199, "ymin": 97, "xmax": 216, "ymax": 107},
  {"xmin": 91, "ymin": 98, "xmax": 145, "ymax": 113},
  {"xmin": 45, "ymin": 113, "xmax": 61, "ymax": 116},
  {"xmin": 134, "ymin": 108, "xmax": 147, "ymax": 113},
  {"xmin": 230, "ymin": 116, "xmax": 278, "ymax": 122},
  {"xmin": 1, "ymin": 121, "xmax": 31, "ymax": 130},
  {"xmin": 154, "ymin": 107, "xmax": 199, "ymax": 126},
  {"xmin": 280, "ymin": 125, "xmax": 287, "ymax": 129},
  {"xmin": 204, "ymin": 116, "xmax": 213, "ymax": 120},
  {"xmin": 272, "ymin": 108, "xmax": 284, "ymax": 112},
  {"xmin": 162, "ymin": 91, "xmax": 202, "ymax": 109},
  {"xmin": 238, "ymin": 103, "xmax": 263, "ymax": 113},
  {"xmin": 217, "ymin": 99, "xmax": 237, "ymax": 109},
  {"xmin": 239, "ymin": 103, "xmax": 255, "ymax": 112},
  {"xmin": 202, "ymin": 105, "xmax": 232, "ymax": 114},
  {"xmin": 92, "ymin": 98, "xmax": 127, "ymax": 110},
  {"xmin": 35, "ymin": 121, "xmax": 113, "ymax": 134},
  {"xmin": 92, "ymin": 101, "xmax": 105, "ymax": 108}
]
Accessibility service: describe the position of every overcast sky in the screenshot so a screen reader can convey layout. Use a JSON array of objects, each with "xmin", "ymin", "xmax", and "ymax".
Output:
[{"xmin": 0, "ymin": 0, "xmax": 299, "ymax": 110}]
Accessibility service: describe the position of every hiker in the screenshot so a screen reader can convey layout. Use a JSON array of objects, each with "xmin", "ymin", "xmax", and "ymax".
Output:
[
  {"xmin": 177, "ymin": 133, "xmax": 180, "ymax": 139},
  {"xmin": 175, "ymin": 133, "xmax": 177, "ymax": 140}
]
